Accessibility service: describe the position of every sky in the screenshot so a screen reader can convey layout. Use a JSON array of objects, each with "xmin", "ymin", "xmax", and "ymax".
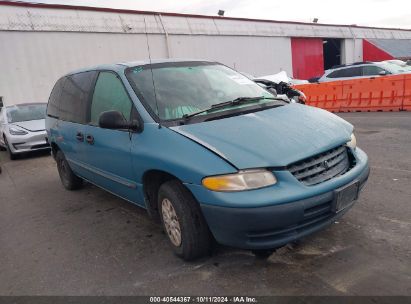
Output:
[{"xmin": 13, "ymin": 0, "xmax": 411, "ymax": 29}]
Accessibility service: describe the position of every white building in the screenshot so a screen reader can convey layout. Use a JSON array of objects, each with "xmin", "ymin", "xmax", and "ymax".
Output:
[{"xmin": 1, "ymin": 1, "xmax": 411, "ymax": 106}]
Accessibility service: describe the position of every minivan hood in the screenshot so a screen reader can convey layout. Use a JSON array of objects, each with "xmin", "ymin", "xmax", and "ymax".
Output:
[
  {"xmin": 12, "ymin": 119, "xmax": 45, "ymax": 132},
  {"xmin": 171, "ymin": 104, "xmax": 353, "ymax": 169}
]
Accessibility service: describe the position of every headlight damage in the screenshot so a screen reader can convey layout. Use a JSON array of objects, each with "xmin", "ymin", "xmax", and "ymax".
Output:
[
  {"xmin": 347, "ymin": 133, "xmax": 357, "ymax": 150},
  {"xmin": 202, "ymin": 169, "xmax": 277, "ymax": 192}
]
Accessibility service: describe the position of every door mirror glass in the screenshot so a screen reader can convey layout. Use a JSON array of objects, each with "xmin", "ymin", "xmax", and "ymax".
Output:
[{"xmin": 98, "ymin": 110, "xmax": 140, "ymax": 131}]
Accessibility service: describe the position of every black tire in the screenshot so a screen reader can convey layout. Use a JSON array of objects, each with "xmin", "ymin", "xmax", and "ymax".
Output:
[
  {"xmin": 158, "ymin": 180, "xmax": 212, "ymax": 261},
  {"xmin": 4, "ymin": 137, "xmax": 17, "ymax": 160},
  {"xmin": 55, "ymin": 150, "xmax": 83, "ymax": 190}
]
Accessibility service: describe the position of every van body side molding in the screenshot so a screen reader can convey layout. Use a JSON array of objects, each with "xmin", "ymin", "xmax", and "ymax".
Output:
[{"xmin": 67, "ymin": 158, "xmax": 138, "ymax": 189}]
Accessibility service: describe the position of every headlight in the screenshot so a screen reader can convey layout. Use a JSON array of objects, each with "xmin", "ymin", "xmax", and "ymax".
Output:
[
  {"xmin": 202, "ymin": 169, "xmax": 277, "ymax": 192},
  {"xmin": 347, "ymin": 133, "xmax": 357, "ymax": 150},
  {"xmin": 9, "ymin": 126, "xmax": 28, "ymax": 135}
]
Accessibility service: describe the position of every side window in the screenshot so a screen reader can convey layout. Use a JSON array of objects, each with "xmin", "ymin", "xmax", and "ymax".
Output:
[
  {"xmin": 47, "ymin": 77, "xmax": 65, "ymax": 118},
  {"xmin": 341, "ymin": 67, "xmax": 362, "ymax": 77},
  {"xmin": 90, "ymin": 72, "xmax": 132, "ymax": 125},
  {"xmin": 328, "ymin": 67, "xmax": 362, "ymax": 78},
  {"xmin": 328, "ymin": 69, "xmax": 344, "ymax": 78},
  {"xmin": 362, "ymin": 65, "xmax": 385, "ymax": 76},
  {"xmin": 59, "ymin": 71, "xmax": 97, "ymax": 123}
]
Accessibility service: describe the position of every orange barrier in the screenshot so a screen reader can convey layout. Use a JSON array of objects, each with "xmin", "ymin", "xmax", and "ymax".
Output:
[
  {"xmin": 403, "ymin": 74, "xmax": 411, "ymax": 111},
  {"xmin": 296, "ymin": 82, "xmax": 343, "ymax": 112},
  {"xmin": 295, "ymin": 74, "xmax": 409, "ymax": 112}
]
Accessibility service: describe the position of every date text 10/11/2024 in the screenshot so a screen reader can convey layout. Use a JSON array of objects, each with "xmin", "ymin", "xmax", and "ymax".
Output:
[{"xmin": 149, "ymin": 297, "xmax": 258, "ymax": 303}]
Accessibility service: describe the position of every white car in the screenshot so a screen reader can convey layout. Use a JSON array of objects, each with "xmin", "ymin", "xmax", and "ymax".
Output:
[
  {"xmin": 0, "ymin": 103, "xmax": 49, "ymax": 160},
  {"xmin": 318, "ymin": 61, "xmax": 411, "ymax": 82},
  {"xmin": 383, "ymin": 59, "xmax": 408, "ymax": 67}
]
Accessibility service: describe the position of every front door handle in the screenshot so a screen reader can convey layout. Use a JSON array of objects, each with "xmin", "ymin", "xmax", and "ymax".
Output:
[
  {"xmin": 76, "ymin": 132, "xmax": 84, "ymax": 142},
  {"xmin": 86, "ymin": 134, "xmax": 94, "ymax": 145}
]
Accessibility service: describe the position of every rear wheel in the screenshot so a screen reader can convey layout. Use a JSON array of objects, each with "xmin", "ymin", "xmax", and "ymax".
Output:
[
  {"xmin": 56, "ymin": 150, "xmax": 83, "ymax": 190},
  {"xmin": 158, "ymin": 180, "xmax": 212, "ymax": 261},
  {"xmin": 4, "ymin": 136, "xmax": 17, "ymax": 160}
]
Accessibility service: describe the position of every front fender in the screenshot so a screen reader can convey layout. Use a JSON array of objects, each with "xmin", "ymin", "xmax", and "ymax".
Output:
[{"xmin": 131, "ymin": 123, "xmax": 237, "ymax": 185}]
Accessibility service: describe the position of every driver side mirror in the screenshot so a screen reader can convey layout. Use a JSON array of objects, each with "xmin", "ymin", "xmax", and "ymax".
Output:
[
  {"xmin": 379, "ymin": 70, "xmax": 388, "ymax": 76},
  {"xmin": 98, "ymin": 110, "xmax": 142, "ymax": 132}
]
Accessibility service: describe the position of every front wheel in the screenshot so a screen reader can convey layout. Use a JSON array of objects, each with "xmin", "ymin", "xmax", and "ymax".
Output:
[
  {"xmin": 55, "ymin": 150, "xmax": 83, "ymax": 190},
  {"xmin": 4, "ymin": 137, "xmax": 17, "ymax": 160},
  {"xmin": 158, "ymin": 180, "xmax": 212, "ymax": 261}
]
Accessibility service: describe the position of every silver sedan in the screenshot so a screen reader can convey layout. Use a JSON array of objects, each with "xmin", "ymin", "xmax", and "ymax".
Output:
[{"xmin": 0, "ymin": 103, "xmax": 49, "ymax": 160}]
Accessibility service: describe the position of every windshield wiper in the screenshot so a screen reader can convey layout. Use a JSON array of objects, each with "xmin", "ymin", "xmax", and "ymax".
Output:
[{"xmin": 182, "ymin": 96, "xmax": 283, "ymax": 120}]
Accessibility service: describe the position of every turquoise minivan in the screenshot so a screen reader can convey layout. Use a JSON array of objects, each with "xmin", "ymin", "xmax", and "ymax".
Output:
[{"xmin": 46, "ymin": 60, "xmax": 369, "ymax": 260}]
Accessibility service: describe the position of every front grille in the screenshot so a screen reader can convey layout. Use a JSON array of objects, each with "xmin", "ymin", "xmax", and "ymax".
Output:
[{"xmin": 288, "ymin": 145, "xmax": 351, "ymax": 186}]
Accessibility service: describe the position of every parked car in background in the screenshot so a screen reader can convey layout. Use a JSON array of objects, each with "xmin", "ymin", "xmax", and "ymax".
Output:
[
  {"xmin": 318, "ymin": 61, "xmax": 411, "ymax": 82},
  {"xmin": 0, "ymin": 103, "xmax": 49, "ymax": 160},
  {"xmin": 47, "ymin": 59, "xmax": 369, "ymax": 261}
]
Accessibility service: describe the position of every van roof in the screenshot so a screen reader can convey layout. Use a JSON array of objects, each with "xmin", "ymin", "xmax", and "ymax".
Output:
[{"xmin": 65, "ymin": 58, "xmax": 212, "ymax": 76}]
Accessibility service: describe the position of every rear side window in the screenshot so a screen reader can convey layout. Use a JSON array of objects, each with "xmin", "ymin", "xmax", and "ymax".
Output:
[
  {"xmin": 59, "ymin": 71, "xmax": 97, "ymax": 124},
  {"xmin": 47, "ymin": 77, "xmax": 65, "ymax": 118},
  {"xmin": 90, "ymin": 72, "xmax": 132, "ymax": 125}
]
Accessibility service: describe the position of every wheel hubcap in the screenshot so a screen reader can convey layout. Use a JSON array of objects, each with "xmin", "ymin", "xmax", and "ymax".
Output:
[{"xmin": 161, "ymin": 198, "xmax": 182, "ymax": 247}]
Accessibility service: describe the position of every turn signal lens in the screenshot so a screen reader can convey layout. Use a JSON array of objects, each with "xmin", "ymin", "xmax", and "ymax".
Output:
[{"xmin": 202, "ymin": 170, "xmax": 277, "ymax": 192}]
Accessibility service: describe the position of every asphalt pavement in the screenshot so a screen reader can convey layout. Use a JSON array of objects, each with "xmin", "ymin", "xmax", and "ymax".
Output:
[{"xmin": 0, "ymin": 112, "xmax": 410, "ymax": 296}]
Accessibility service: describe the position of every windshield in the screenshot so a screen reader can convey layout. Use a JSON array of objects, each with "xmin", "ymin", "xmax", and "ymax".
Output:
[
  {"xmin": 126, "ymin": 62, "xmax": 276, "ymax": 121},
  {"xmin": 378, "ymin": 62, "xmax": 411, "ymax": 74},
  {"xmin": 6, "ymin": 104, "xmax": 47, "ymax": 123}
]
